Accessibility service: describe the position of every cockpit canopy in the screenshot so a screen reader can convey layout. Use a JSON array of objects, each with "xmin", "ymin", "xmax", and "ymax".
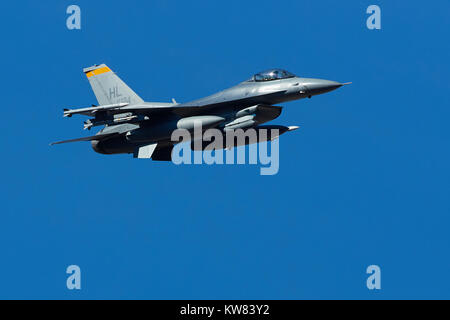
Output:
[{"xmin": 251, "ymin": 69, "xmax": 296, "ymax": 82}]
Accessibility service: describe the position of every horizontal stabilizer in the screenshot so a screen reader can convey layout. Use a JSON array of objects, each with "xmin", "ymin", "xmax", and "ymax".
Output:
[{"xmin": 50, "ymin": 132, "xmax": 118, "ymax": 145}]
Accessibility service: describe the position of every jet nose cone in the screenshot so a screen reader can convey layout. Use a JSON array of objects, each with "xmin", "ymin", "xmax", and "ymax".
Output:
[
  {"xmin": 323, "ymin": 80, "xmax": 343, "ymax": 91},
  {"xmin": 305, "ymin": 79, "xmax": 348, "ymax": 96}
]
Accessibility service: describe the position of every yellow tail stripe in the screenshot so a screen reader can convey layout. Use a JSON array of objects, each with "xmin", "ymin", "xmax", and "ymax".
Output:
[{"xmin": 85, "ymin": 66, "xmax": 111, "ymax": 78}]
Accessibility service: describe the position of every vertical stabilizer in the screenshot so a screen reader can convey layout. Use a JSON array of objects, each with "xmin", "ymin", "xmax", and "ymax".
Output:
[{"xmin": 83, "ymin": 64, "xmax": 144, "ymax": 106}]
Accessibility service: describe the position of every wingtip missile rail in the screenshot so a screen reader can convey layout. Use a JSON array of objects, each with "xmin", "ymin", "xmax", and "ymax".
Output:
[{"xmin": 63, "ymin": 102, "xmax": 129, "ymax": 117}]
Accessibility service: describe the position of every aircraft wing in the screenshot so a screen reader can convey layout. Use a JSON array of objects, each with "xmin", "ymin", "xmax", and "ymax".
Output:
[{"xmin": 50, "ymin": 132, "xmax": 119, "ymax": 145}]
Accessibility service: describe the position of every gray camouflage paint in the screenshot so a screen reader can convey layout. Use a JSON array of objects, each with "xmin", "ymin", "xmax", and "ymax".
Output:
[{"xmin": 53, "ymin": 64, "xmax": 349, "ymax": 160}]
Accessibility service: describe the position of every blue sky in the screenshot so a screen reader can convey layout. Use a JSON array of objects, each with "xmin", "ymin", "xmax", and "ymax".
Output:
[{"xmin": 0, "ymin": 0, "xmax": 449, "ymax": 299}]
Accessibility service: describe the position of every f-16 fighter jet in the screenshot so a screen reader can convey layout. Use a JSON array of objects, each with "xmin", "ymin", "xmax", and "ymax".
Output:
[{"xmin": 52, "ymin": 64, "xmax": 349, "ymax": 160}]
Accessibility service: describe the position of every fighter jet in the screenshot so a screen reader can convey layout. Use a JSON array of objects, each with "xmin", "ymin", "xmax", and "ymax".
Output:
[{"xmin": 52, "ymin": 64, "xmax": 349, "ymax": 160}]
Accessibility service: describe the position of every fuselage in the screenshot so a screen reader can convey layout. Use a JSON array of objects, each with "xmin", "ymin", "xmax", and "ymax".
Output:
[
  {"xmin": 183, "ymin": 76, "xmax": 343, "ymax": 109},
  {"xmin": 92, "ymin": 69, "xmax": 345, "ymax": 155}
]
